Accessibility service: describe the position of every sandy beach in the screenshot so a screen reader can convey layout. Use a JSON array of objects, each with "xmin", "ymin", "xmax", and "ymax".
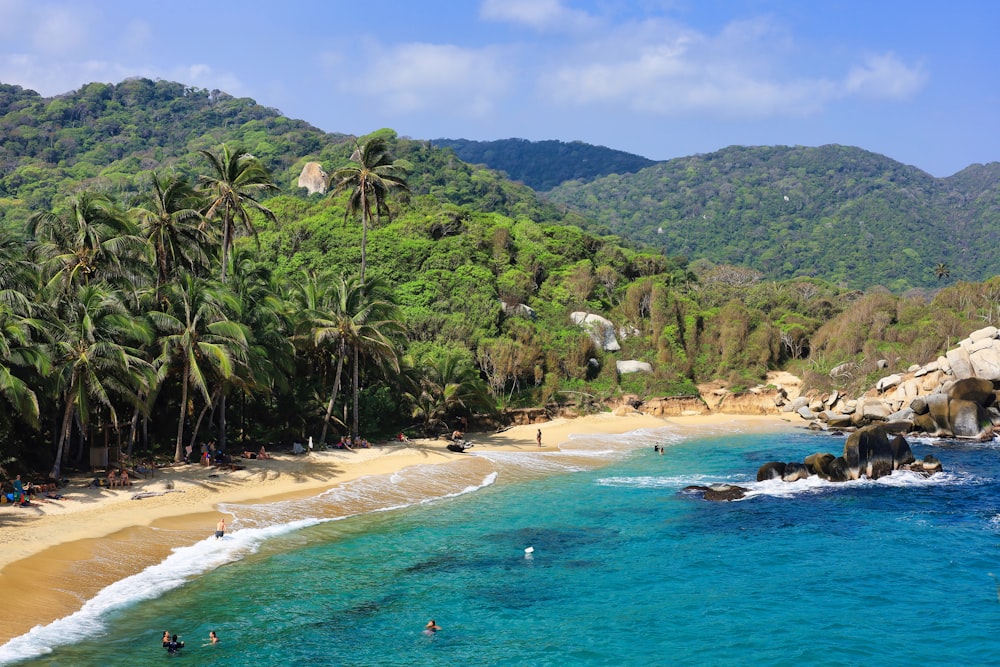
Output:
[{"xmin": 0, "ymin": 411, "xmax": 795, "ymax": 645}]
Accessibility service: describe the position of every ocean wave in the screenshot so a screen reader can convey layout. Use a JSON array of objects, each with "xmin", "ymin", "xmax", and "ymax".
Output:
[
  {"xmin": 0, "ymin": 519, "xmax": 322, "ymax": 665},
  {"xmin": 0, "ymin": 468, "xmax": 499, "ymax": 665},
  {"xmin": 595, "ymin": 469, "xmax": 979, "ymax": 498}
]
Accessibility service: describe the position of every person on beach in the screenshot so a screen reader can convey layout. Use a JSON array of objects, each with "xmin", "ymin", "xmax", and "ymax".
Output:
[
  {"xmin": 424, "ymin": 619, "xmax": 441, "ymax": 635},
  {"xmin": 537, "ymin": 429, "xmax": 542, "ymax": 447},
  {"xmin": 258, "ymin": 445, "xmax": 271, "ymax": 459},
  {"xmin": 12, "ymin": 475, "xmax": 26, "ymax": 504},
  {"xmin": 216, "ymin": 518, "xmax": 225, "ymax": 539},
  {"xmin": 107, "ymin": 468, "xmax": 119, "ymax": 489}
]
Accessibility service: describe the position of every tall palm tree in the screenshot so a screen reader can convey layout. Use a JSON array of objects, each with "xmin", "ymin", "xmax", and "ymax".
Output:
[
  {"xmin": 135, "ymin": 172, "xmax": 212, "ymax": 290},
  {"xmin": 934, "ymin": 262, "xmax": 951, "ymax": 281},
  {"xmin": 226, "ymin": 249, "xmax": 294, "ymax": 443},
  {"xmin": 329, "ymin": 137, "xmax": 409, "ymax": 285},
  {"xmin": 198, "ymin": 144, "xmax": 277, "ymax": 284},
  {"xmin": 48, "ymin": 283, "xmax": 152, "ymax": 479},
  {"xmin": 292, "ymin": 273, "xmax": 402, "ymax": 441},
  {"xmin": 198, "ymin": 145, "xmax": 277, "ymax": 451},
  {"xmin": 150, "ymin": 273, "xmax": 245, "ymax": 462}
]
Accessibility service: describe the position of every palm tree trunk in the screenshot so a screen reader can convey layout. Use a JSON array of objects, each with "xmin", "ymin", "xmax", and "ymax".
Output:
[
  {"xmin": 219, "ymin": 393, "xmax": 228, "ymax": 453},
  {"xmin": 50, "ymin": 399, "xmax": 75, "ymax": 480},
  {"xmin": 352, "ymin": 346, "xmax": 360, "ymax": 440},
  {"xmin": 174, "ymin": 365, "xmax": 189, "ymax": 462},
  {"xmin": 188, "ymin": 388, "xmax": 218, "ymax": 451},
  {"xmin": 319, "ymin": 352, "xmax": 345, "ymax": 445}
]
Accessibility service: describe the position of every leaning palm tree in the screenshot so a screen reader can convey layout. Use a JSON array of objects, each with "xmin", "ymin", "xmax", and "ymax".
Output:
[
  {"xmin": 47, "ymin": 283, "xmax": 152, "ymax": 479},
  {"xmin": 198, "ymin": 144, "xmax": 278, "ymax": 284},
  {"xmin": 150, "ymin": 273, "xmax": 245, "ymax": 462},
  {"xmin": 329, "ymin": 137, "xmax": 409, "ymax": 285}
]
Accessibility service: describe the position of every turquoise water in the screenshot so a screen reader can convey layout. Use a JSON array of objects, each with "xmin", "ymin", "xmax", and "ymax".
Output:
[{"xmin": 4, "ymin": 422, "xmax": 1000, "ymax": 666}]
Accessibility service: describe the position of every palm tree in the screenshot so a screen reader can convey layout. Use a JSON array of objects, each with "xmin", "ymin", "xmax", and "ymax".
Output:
[
  {"xmin": 226, "ymin": 249, "xmax": 294, "ymax": 444},
  {"xmin": 329, "ymin": 137, "xmax": 409, "ymax": 285},
  {"xmin": 404, "ymin": 351, "xmax": 493, "ymax": 434},
  {"xmin": 150, "ymin": 273, "xmax": 245, "ymax": 462},
  {"xmin": 198, "ymin": 145, "xmax": 277, "ymax": 451},
  {"xmin": 292, "ymin": 273, "xmax": 402, "ymax": 442},
  {"xmin": 934, "ymin": 262, "xmax": 951, "ymax": 281},
  {"xmin": 48, "ymin": 283, "xmax": 152, "ymax": 479},
  {"xmin": 135, "ymin": 172, "xmax": 212, "ymax": 290},
  {"xmin": 198, "ymin": 144, "xmax": 277, "ymax": 284},
  {"xmin": 28, "ymin": 191, "xmax": 153, "ymax": 296}
]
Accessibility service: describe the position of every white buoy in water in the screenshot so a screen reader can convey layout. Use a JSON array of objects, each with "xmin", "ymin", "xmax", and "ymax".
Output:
[{"xmin": 524, "ymin": 546, "xmax": 534, "ymax": 557}]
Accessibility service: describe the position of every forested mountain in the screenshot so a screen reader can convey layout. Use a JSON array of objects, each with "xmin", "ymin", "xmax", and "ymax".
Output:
[
  {"xmin": 432, "ymin": 138, "xmax": 658, "ymax": 191},
  {"xmin": 545, "ymin": 145, "xmax": 1000, "ymax": 290},
  {"xmin": 0, "ymin": 77, "xmax": 998, "ymax": 478}
]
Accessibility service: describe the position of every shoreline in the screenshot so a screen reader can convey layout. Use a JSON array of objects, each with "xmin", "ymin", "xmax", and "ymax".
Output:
[{"xmin": 0, "ymin": 412, "xmax": 795, "ymax": 646}]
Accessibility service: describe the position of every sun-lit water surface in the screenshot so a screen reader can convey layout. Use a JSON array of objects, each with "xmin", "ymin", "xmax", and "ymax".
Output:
[{"xmin": 4, "ymin": 422, "xmax": 1000, "ymax": 666}]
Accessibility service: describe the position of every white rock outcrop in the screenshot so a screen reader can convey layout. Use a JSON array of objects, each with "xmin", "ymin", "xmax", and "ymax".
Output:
[
  {"xmin": 297, "ymin": 162, "xmax": 328, "ymax": 194},
  {"xmin": 616, "ymin": 360, "xmax": 653, "ymax": 375},
  {"xmin": 570, "ymin": 312, "xmax": 621, "ymax": 351}
]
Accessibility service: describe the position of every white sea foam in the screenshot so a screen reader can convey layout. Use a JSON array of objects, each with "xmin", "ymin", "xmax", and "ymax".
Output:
[
  {"xmin": 0, "ymin": 468, "xmax": 499, "ymax": 665},
  {"xmin": 0, "ymin": 519, "xmax": 322, "ymax": 665},
  {"xmin": 596, "ymin": 468, "xmax": 978, "ymax": 499}
]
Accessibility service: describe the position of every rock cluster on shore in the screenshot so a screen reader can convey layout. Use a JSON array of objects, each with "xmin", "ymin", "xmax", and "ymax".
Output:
[{"xmin": 788, "ymin": 325, "xmax": 1000, "ymax": 440}]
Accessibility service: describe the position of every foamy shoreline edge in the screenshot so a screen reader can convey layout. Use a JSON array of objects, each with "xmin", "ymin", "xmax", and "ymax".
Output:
[{"xmin": 0, "ymin": 412, "xmax": 795, "ymax": 647}]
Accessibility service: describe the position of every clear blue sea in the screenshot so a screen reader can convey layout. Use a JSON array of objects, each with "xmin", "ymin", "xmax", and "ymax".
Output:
[{"xmin": 4, "ymin": 420, "xmax": 1000, "ymax": 666}]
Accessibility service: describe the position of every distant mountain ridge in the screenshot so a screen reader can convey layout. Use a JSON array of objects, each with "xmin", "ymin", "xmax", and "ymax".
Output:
[
  {"xmin": 544, "ymin": 144, "xmax": 1000, "ymax": 290},
  {"xmin": 432, "ymin": 137, "xmax": 658, "ymax": 191}
]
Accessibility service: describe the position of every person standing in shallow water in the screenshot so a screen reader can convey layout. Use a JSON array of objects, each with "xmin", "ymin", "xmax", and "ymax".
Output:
[{"xmin": 215, "ymin": 518, "xmax": 225, "ymax": 539}]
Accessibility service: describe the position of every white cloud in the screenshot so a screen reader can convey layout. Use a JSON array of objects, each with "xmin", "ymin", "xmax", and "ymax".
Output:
[
  {"xmin": 538, "ymin": 16, "xmax": 925, "ymax": 118},
  {"xmin": 121, "ymin": 19, "xmax": 152, "ymax": 54},
  {"xmin": 31, "ymin": 5, "xmax": 88, "ymax": 55},
  {"xmin": 844, "ymin": 52, "xmax": 927, "ymax": 100},
  {"xmin": 480, "ymin": 0, "xmax": 596, "ymax": 32},
  {"xmin": 344, "ymin": 42, "xmax": 511, "ymax": 118}
]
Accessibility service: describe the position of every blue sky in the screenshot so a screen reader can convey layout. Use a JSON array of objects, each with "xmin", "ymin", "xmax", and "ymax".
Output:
[{"xmin": 0, "ymin": 0, "xmax": 996, "ymax": 177}]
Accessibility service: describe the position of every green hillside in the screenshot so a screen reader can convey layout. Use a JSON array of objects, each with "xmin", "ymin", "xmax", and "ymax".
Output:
[
  {"xmin": 432, "ymin": 137, "xmax": 658, "ymax": 191},
  {"xmin": 545, "ymin": 145, "xmax": 1000, "ymax": 290},
  {"xmin": 0, "ymin": 78, "xmax": 998, "ymax": 478}
]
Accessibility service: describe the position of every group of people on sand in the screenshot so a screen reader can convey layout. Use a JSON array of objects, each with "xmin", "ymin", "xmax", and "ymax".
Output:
[
  {"xmin": 335, "ymin": 434, "xmax": 371, "ymax": 450},
  {"xmin": 241, "ymin": 445, "xmax": 271, "ymax": 460},
  {"xmin": 106, "ymin": 468, "xmax": 131, "ymax": 488},
  {"xmin": 162, "ymin": 630, "xmax": 217, "ymax": 654}
]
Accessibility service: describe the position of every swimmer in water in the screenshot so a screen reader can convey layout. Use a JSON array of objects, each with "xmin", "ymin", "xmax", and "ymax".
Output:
[
  {"xmin": 424, "ymin": 619, "xmax": 441, "ymax": 635},
  {"xmin": 162, "ymin": 631, "xmax": 171, "ymax": 647}
]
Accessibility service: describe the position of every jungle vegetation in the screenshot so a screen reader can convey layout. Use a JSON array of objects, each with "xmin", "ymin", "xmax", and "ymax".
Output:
[{"xmin": 0, "ymin": 78, "xmax": 998, "ymax": 477}]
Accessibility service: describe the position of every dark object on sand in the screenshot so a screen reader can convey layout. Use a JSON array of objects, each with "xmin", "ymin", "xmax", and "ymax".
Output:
[{"xmin": 447, "ymin": 441, "xmax": 474, "ymax": 453}]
